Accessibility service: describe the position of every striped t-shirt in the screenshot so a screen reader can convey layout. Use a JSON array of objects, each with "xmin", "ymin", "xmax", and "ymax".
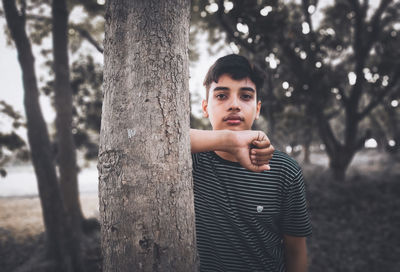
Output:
[{"xmin": 192, "ymin": 150, "xmax": 312, "ymax": 272}]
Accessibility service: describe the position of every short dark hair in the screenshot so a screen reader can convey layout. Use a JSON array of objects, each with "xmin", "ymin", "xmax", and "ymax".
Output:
[{"xmin": 203, "ymin": 54, "xmax": 264, "ymax": 100}]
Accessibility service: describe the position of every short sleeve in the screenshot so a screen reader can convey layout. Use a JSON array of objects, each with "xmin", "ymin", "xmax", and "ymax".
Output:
[
  {"xmin": 192, "ymin": 152, "xmax": 200, "ymax": 171},
  {"xmin": 280, "ymin": 169, "xmax": 312, "ymax": 237}
]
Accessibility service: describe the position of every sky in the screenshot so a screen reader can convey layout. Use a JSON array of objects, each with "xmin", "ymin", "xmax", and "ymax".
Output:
[
  {"xmin": 0, "ymin": 22, "xmax": 29, "ymax": 125},
  {"xmin": 0, "ymin": 16, "xmax": 55, "ymax": 135}
]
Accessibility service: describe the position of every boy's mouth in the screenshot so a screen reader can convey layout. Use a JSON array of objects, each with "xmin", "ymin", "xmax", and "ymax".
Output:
[{"xmin": 224, "ymin": 115, "xmax": 243, "ymax": 125}]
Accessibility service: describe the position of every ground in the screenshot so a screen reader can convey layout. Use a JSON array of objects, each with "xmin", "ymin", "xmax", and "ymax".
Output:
[
  {"xmin": 303, "ymin": 164, "xmax": 400, "ymax": 272},
  {"xmin": 0, "ymin": 150, "xmax": 399, "ymax": 271},
  {"xmin": 0, "ymin": 194, "xmax": 101, "ymax": 272}
]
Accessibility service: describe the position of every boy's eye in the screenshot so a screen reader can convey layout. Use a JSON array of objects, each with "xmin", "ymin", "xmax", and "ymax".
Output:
[
  {"xmin": 241, "ymin": 94, "xmax": 253, "ymax": 100},
  {"xmin": 216, "ymin": 94, "xmax": 227, "ymax": 100}
]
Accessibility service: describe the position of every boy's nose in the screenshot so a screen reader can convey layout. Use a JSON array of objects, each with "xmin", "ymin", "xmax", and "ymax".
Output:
[
  {"xmin": 228, "ymin": 97, "xmax": 241, "ymax": 111},
  {"xmin": 228, "ymin": 105, "xmax": 241, "ymax": 111}
]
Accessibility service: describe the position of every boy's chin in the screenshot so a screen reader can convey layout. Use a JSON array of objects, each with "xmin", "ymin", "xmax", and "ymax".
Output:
[{"xmin": 213, "ymin": 124, "xmax": 251, "ymax": 131}]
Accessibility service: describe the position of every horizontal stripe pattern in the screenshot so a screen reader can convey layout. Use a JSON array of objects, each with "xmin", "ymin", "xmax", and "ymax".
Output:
[{"xmin": 192, "ymin": 150, "xmax": 312, "ymax": 272}]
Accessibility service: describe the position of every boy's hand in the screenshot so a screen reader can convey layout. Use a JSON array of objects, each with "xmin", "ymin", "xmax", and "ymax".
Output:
[
  {"xmin": 190, "ymin": 129, "xmax": 274, "ymax": 172},
  {"xmin": 251, "ymin": 139, "xmax": 274, "ymax": 167},
  {"xmin": 229, "ymin": 130, "xmax": 274, "ymax": 172}
]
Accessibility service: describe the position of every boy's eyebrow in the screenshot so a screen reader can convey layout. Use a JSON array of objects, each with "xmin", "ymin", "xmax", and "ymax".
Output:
[
  {"xmin": 212, "ymin": 86, "xmax": 230, "ymax": 92},
  {"xmin": 212, "ymin": 86, "xmax": 256, "ymax": 92},
  {"xmin": 240, "ymin": 87, "xmax": 255, "ymax": 92}
]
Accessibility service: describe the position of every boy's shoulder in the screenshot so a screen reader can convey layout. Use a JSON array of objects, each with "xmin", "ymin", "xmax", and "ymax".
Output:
[
  {"xmin": 270, "ymin": 149, "xmax": 303, "ymax": 182},
  {"xmin": 270, "ymin": 149, "xmax": 301, "ymax": 170}
]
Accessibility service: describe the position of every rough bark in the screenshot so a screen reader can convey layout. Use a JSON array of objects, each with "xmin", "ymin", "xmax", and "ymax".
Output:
[
  {"xmin": 99, "ymin": 0, "xmax": 198, "ymax": 271},
  {"xmin": 2, "ymin": 0, "xmax": 73, "ymax": 270},
  {"xmin": 52, "ymin": 0, "xmax": 85, "ymax": 270}
]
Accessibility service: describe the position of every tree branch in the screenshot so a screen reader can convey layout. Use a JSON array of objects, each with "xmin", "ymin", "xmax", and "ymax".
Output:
[
  {"xmin": 301, "ymin": 0, "xmax": 322, "ymax": 66},
  {"xmin": 301, "ymin": 0, "xmax": 312, "ymax": 29},
  {"xmin": 2, "ymin": 0, "xmax": 29, "ymax": 57},
  {"xmin": 366, "ymin": 0, "xmax": 392, "ymax": 48},
  {"xmin": 325, "ymin": 109, "xmax": 341, "ymax": 120},
  {"xmin": 348, "ymin": 0, "xmax": 367, "ymax": 104},
  {"xmin": 314, "ymin": 106, "xmax": 341, "ymax": 157},
  {"xmin": 20, "ymin": 0, "xmax": 26, "ymax": 24},
  {"xmin": 216, "ymin": 0, "xmax": 256, "ymax": 55},
  {"xmin": 349, "ymin": 0, "xmax": 392, "ymax": 104},
  {"xmin": 354, "ymin": 130, "xmax": 371, "ymax": 151},
  {"xmin": 334, "ymin": 86, "xmax": 348, "ymax": 106},
  {"xmin": 21, "ymin": 13, "xmax": 104, "ymax": 54},
  {"xmin": 71, "ymin": 24, "xmax": 103, "ymax": 53},
  {"xmin": 358, "ymin": 65, "xmax": 400, "ymax": 121}
]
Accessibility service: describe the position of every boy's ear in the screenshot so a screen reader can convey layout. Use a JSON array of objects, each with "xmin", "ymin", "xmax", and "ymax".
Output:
[
  {"xmin": 255, "ymin": 100, "xmax": 261, "ymax": 120},
  {"xmin": 202, "ymin": 99, "xmax": 209, "ymax": 118}
]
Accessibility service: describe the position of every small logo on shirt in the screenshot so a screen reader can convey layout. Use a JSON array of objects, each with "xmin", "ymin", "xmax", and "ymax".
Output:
[{"xmin": 257, "ymin": 206, "xmax": 264, "ymax": 213}]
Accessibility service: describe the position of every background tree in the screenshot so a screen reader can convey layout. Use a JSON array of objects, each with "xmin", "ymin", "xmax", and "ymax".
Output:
[
  {"xmin": 99, "ymin": 0, "xmax": 198, "ymax": 270},
  {"xmin": 19, "ymin": 0, "xmax": 104, "ymax": 159},
  {"xmin": 1, "ymin": 0, "xmax": 105, "ymax": 221},
  {"xmin": 2, "ymin": 0, "xmax": 81, "ymax": 270},
  {"xmin": 52, "ymin": 0, "xmax": 85, "ymax": 270},
  {"xmin": 191, "ymin": 0, "xmax": 400, "ymax": 180},
  {"xmin": 272, "ymin": 104, "xmax": 317, "ymax": 163},
  {"xmin": 1, "ymin": 0, "xmax": 107, "ymax": 270}
]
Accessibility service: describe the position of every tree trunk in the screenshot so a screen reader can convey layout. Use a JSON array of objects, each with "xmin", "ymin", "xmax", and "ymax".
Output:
[
  {"xmin": 99, "ymin": 0, "xmax": 198, "ymax": 271},
  {"xmin": 2, "ymin": 0, "xmax": 74, "ymax": 270},
  {"xmin": 302, "ymin": 143, "xmax": 310, "ymax": 164},
  {"xmin": 52, "ymin": 0, "xmax": 85, "ymax": 270},
  {"xmin": 329, "ymin": 147, "xmax": 355, "ymax": 181},
  {"xmin": 385, "ymin": 103, "xmax": 400, "ymax": 154}
]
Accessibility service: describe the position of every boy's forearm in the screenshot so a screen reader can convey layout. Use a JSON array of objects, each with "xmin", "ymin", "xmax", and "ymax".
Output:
[
  {"xmin": 190, "ymin": 129, "xmax": 235, "ymax": 153},
  {"xmin": 285, "ymin": 251, "xmax": 308, "ymax": 272},
  {"xmin": 284, "ymin": 236, "xmax": 308, "ymax": 272},
  {"xmin": 190, "ymin": 128, "xmax": 273, "ymax": 172}
]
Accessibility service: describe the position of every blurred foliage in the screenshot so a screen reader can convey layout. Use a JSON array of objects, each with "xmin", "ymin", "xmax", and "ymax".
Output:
[
  {"xmin": 191, "ymin": 0, "xmax": 399, "ymax": 146},
  {"xmin": 1, "ymin": 0, "xmax": 399, "ymax": 177},
  {"xmin": 42, "ymin": 55, "xmax": 103, "ymax": 161},
  {"xmin": 70, "ymin": 55, "xmax": 102, "ymax": 158},
  {"xmin": 189, "ymin": 25, "xmax": 201, "ymax": 63},
  {"xmin": 1, "ymin": 0, "xmax": 105, "ymax": 165},
  {"xmin": 191, "ymin": 113, "xmax": 212, "ymax": 130},
  {"xmin": 191, "ymin": 0, "xmax": 400, "ymax": 178},
  {"xmin": 1, "ymin": 0, "xmax": 209, "ymax": 164},
  {"xmin": 0, "ymin": 101, "xmax": 29, "ymax": 177}
]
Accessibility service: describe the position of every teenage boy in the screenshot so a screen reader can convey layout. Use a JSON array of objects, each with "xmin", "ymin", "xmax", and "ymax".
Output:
[{"xmin": 190, "ymin": 54, "xmax": 312, "ymax": 272}]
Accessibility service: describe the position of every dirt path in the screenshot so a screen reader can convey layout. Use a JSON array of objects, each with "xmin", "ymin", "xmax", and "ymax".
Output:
[{"xmin": 0, "ymin": 194, "xmax": 99, "ymax": 240}]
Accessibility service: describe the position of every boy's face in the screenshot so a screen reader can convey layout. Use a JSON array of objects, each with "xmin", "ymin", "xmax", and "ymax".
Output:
[{"xmin": 202, "ymin": 74, "xmax": 261, "ymax": 131}]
